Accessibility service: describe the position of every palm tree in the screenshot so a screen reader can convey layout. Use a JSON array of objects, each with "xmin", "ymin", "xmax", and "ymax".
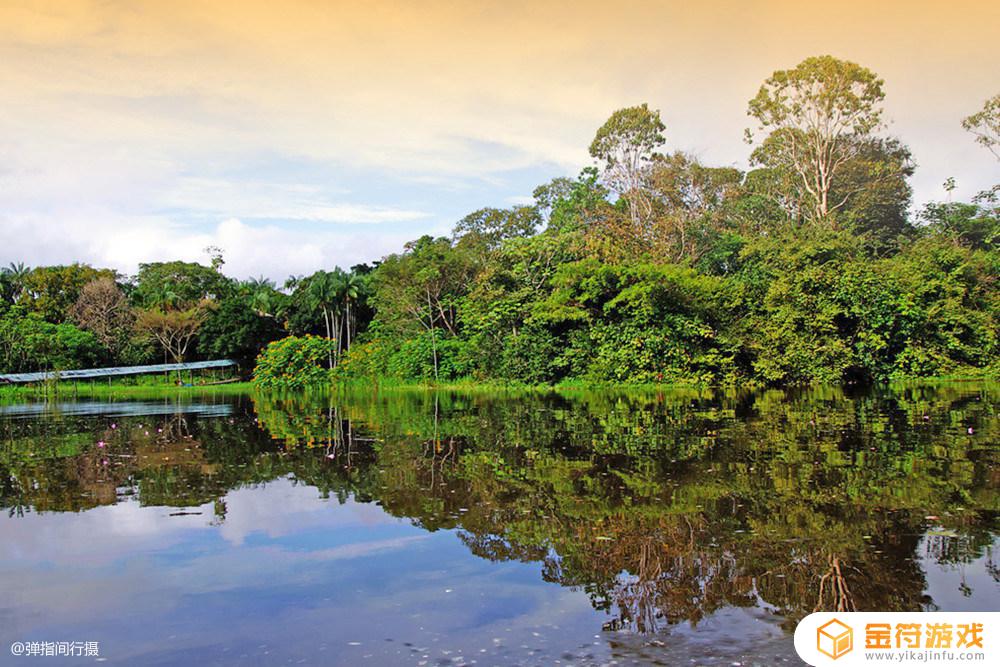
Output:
[
  {"xmin": 150, "ymin": 284, "xmax": 182, "ymax": 309},
  {"xmin": 306, "ymin": 270, "xmax": 344, "ymax": 369},
  {"xmin": 245, "ymin": 275, "xmax": 275, "ymax": 291},
  {"xmin": 243, "ymin": 276, "xmax": 280, "ymax": 318},
  {"xmin": 341, "ymin": 272, "xmax": 364, "ymax": 352},
  {"xmin": 328, "ymin": 267, "xmax": 350, "ymax": 362},
  {"xmin": 0, "ymin": 272, "xmax": 12, "ymax": 305},
  {"xmin": 3, "ymin": 262, "xmax": 31, "ymax": 302},
  {"xmin": 6, "ymin": 262, "xmax": 29, "ymax": 278}
]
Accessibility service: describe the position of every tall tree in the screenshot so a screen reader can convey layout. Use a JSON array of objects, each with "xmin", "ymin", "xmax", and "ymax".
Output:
[
  {"xmin": 647, "ymin": 152, "xmax": 743, "ymax": 262},
  {"xmin": 1, "ymin": 262, "xmax": 31, "ymax": 305},
  {"xmin": 747, "ymin": 56, "xmax": 887, "ymax": 225},
  {"xmin": 453, "ymin": 206, "xmax": 541, "ymax": 263},
  {"xmin": 537, "ymin": 168, "xmax": 610, "ymax": 235},
  {"xmin": 341, "ymin": 271, "xmax": 365, "ymax": 352},
  {"xmin": 962, "ymin": 93, "xmax": 1000, "ymax": 161},
  {"xmin": 133, "ymin": 261, "xmax": 231, "ymax": 309},
  {"xmin": 306, "ymin": 269, "xmax": 346, "ymax": 369},
  {"xmin": 198, "ymin": 296, "xmax": 283, "ymax": 369},
  {"xmin": 0, "ymin": 306, "xmax": 105, "ymax": 372},
  {"xmin": 68, "ymin": 278, "xmax": 135, "ymax": 358},
  {"xmin": 241, "ymin": 276, "xmax": 285, "ymax": 319},
  {"xmin": 531, "ymin": 177, "xmax": 575, "ymax": 225},
  {"xmin": 19, "ymin": 264, "xmax": 117, "ymax": 323},
  {"xmin": 371, "ymin": 236, "xmax": 475, "ymax": 380},
  {"xmin": 827, "ymin": 137, "xmax": 915, "ymax": 252},
  {"xmin": 134, "ymin": 307, "xmax": 206, "ymax": 364},
  {"xmin": 589, "ymin": 104, "xmax": 666, "ymax": 228}
]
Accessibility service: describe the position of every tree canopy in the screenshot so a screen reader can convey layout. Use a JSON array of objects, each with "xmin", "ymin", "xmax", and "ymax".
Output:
[{"xmin": 746, "ymin": 55, "xmax": 888, "ymax": 225}]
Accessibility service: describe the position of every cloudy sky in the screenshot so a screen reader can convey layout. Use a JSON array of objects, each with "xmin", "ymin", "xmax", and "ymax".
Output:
[{"xmin": 1, "ymin": 0, "xmax": 998, "ymax": 281}]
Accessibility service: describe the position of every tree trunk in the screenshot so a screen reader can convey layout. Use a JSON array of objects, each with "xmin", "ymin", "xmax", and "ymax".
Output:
[
  {"xmin": 426, "ymin": 287, "xmax": 439, "ymax": 382},
  {"xmin": 323, "ymin": 308, "xmax": 333, "ymax": 369},
  {"xmin": 334, "ymin": 314, "xmax": 343, "ymax": 365},
  {"xmin": 345, "ymin": 300, "xmax": 352, "ymax": 351}
]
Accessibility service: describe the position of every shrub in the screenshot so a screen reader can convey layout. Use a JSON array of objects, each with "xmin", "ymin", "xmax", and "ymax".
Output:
[
  {"xmin": 252, "ymin": 335, "xmax": 337, "ymax": 389},
  {"xmin": 385, "ymin": 330, "xmax": 468, "ymax": 381},
  {"xmin": 332, "ymin": 338, "xmax": 391, "ymax": 380}
]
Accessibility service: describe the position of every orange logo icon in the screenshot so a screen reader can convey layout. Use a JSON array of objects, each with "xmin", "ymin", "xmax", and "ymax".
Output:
[{"xmin": 817, "ymin": 618, "xmax": 854, "ymax": 660}]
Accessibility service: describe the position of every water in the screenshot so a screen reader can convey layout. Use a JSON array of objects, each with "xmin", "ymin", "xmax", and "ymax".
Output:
[{"xmin": 1, "ymin": 384, "xmax": 997, "ymax": 666}]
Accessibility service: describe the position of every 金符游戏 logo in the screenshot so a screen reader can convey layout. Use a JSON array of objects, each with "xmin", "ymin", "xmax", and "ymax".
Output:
[
  {"xmin": 816, "ymin": 618, "xmax": 853, "ymax": 660},
  {"xmin": 794, "ymin": 612, "xmax": 997, "ymax": 666}
]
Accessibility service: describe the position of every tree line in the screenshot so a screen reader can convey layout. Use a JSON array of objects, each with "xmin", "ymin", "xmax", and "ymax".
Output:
[
  {"xmin": 0, "ymin": 256, "xmax": 374, "ymax": 374},
  {"xmin": 3, "ymin": 56, "xmax": 998, "ymax": 385}
]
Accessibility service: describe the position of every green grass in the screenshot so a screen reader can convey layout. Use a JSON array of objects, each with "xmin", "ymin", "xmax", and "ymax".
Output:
[
  {"xmin": 333, "ymin": 377, "xmax": 543, "ymax": 392},
  {"xmin": 0, "ymin": 380, "xmax": 253, "ymax": 402},
  {"xmin": 320, "ymin": 373, "xmax": 999, "ymax": 400},
  {"xmin": 2, "ymin": 371, "xmax": 995, "ymax": 405}
]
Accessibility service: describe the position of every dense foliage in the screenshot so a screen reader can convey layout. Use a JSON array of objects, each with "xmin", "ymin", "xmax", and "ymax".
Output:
[
  {"xmin": 0, "ymin": 306, "xmax": 105, "ymax": 373},
  {"xmin": 1, "ymin": 55, "xmax": 997, "ymax": 386},
  {"xmin": 339, "ymin": 57, "xmax": 997, "ymax": 386},
  {"xmin": 252, "ymin": 335, "xmax": 338, "ymax": 389}
]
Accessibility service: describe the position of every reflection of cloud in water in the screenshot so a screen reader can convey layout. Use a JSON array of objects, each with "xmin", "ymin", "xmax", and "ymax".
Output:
[
  {"xmin": 216, "ymin": 477, "xmax": 408, "ymax": 546},
  {"xmin": 0, "ymin": 478, "xmax": 428, "ymax": 633},
  {"xmin": 0, "ymin": 478, "xmax": 410, "ymax": 564},
  {"xmin": 0, "ymin": 559, "xmax": 172, "ymax": 635},
  {"xmin": 0, "ymin": 499, "xmax": 209, "ymax": 563},
  {"xmin": 293, "ymin": 536, "xmax": 428, "ymax": 561},
  {"xmin": 0, "ymin": 401, "xmax": 233, "ymax": 419}
]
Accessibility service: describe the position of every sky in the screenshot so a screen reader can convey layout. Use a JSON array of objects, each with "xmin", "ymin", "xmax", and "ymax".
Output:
[{"xmin": 1, "ymin": 0, "xmax": 998, "ymax": 281}]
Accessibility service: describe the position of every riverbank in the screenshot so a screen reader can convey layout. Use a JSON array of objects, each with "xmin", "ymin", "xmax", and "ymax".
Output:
[
  {"xmin": 328, "ymin": 372, "xmax": 998, "ymax": 393},
  {"xmin": 2, "ymin": 372, "xmax": 995, "ymax": 404},
  {"xmin": 0, "ymin": 381, "xmax": 254, "ymax": 402}
]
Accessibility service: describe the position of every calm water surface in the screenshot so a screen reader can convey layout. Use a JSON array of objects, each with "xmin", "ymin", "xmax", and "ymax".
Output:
[{"xmin": 1, "ymin": 385, "xmax": 997, "ymax": 666}]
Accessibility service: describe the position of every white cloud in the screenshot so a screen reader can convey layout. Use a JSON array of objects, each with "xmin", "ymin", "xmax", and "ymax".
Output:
[
  {"xmin": 505, "ymin": 195, "xmax": 536, "ymax": 207},
  {"xmin": 0, "ymin": 211, "xmax": 418, "ymax": 281},
  {"xmin": 164, "ymin": 178, "xmax": 429, "ymax": 224},
  {"xmin": 0, "ymin": 137, "xmax": 431, "ymax": 278}
]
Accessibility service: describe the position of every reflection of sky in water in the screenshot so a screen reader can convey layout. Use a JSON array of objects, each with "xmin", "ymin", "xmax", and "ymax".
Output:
[
  {"xmin": 919, "ymin": 535, "xmax": 998, "ymax": 613},
  {"xmin": 2, "ymin": 476, "xmax": 994, "ymax": 666},
  {"xmin": 0, "ymin": 401, "xmax": 234, "ymax": 419},
  {"xmin": 1, "ymin": 479, "xmax": 610, "ymax": 666}
]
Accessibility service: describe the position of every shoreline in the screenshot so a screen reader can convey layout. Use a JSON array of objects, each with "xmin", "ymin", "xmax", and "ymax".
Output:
[{"xmin": 1, "ymin": 374, "xmax": 996, "ymax": 403}]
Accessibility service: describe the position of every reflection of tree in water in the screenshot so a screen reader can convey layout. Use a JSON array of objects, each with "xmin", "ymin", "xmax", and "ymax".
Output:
[
  {"xmin": 1, "ymin": 420, "xmax": 133, "ymax": 514},
  {"xmin": 924, "ymin": 528, "xmax": 997, "ymax": 567},
  {"xmin": 0, "ymin": 407, "xmax": 280, "ymax": 515},
  {"xmin": 814, "ymin": 556, "xmax": 856, "ymax": 612},
  {"xmin": 923, "ymin": 524, "xmax": 1000, "ymax": 596},
  {"xmin": 988, "ymin": 548, "xmax": 1000, "ymax": 584},
  {"xmin": 324, "ymin": 384, "xmax": 997, "ymax": 633},
  {"xmin": 456, "ymin": 508, "xmax": 933, "ymax": 633},
  {"xmin": 1, "ymin": 382, "xmax": 996, "ymax": 634}
]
